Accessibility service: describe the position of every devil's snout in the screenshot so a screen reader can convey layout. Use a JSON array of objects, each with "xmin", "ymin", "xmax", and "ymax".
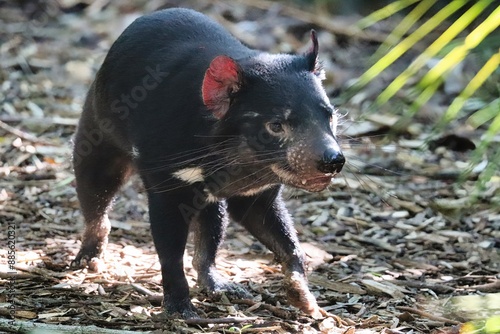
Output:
[{"xmin": 317, "ymin": 147, "xmax": 345, "ymax": 174}]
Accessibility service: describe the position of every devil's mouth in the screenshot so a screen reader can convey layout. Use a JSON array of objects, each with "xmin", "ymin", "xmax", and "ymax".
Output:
[
  {"xmin": 270, "ymin": 165, "xmax": 335, "ymax": 192},
  {"xmin": 296, "ymin": 174, "xmax": 334, "ymax": 191},
  {"xmin": 300, "ymin": 174, "xmax": 333, "ymax": 186}
]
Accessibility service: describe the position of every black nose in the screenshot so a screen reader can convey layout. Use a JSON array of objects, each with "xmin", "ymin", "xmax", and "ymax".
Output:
[{"xmin": 317, "ymin": 148, "xmax": 345, "ymax": 174}]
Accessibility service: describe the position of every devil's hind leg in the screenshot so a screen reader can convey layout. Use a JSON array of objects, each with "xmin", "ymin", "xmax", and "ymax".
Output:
[{"xmin": 71, "ymin": 111, "xmax": 132, "ymax": 270}]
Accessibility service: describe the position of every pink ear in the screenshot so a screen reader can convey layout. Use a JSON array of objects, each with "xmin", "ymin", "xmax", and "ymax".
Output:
[{"xmin": 202, "ymin": 55, "xmax": 242, "ymax": 119}]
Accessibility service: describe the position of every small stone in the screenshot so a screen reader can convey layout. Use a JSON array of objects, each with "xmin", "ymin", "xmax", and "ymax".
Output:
[
  {"xmin": 392, "ymin": 210, "xmax": 409, "ymax": 219},
  {"xmin": 65, "ymin": 60, "xmax": 93, "ymax": 82},
  {"xmin": 478, "ymin": 240, "xmax": 494, "ymax": 249}
]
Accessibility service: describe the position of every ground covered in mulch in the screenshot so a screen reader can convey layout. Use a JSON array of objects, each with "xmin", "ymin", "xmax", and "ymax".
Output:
[{"xmin": 1, "ymin": 1, "xmax": 499, "ymax": 333}]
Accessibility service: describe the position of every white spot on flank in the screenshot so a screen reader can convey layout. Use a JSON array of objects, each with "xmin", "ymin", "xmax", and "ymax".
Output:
[{"xmin": 173, "ymin": 167, "xmax": 204, "ymax": 184}]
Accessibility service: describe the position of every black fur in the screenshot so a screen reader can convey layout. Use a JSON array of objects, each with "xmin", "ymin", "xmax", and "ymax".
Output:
[{"xmin": 71, "ymin": 8, "xmax": 344, "ymax": 318}]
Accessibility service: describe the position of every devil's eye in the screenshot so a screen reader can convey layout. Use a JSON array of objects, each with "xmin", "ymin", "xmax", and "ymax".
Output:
[{"xmin": 267, "ymin": 122, "xmax": 285, "ymax": 135}]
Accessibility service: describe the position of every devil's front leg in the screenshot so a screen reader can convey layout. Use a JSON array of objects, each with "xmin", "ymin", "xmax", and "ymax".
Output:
[
  {"xmin": 192, "ymin": 199, "xmax": 252, "ymax": 299},
  {"xmin": 226, "ymin": 186, "xmax": 322, "ymax": 318},
  {"xmin": 142, "ymin": 182, "xmax": 199, "ymax": 319}
]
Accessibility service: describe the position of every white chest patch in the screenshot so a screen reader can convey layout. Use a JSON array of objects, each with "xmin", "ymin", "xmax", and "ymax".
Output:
[
  {"xmin": 204, "ymin": 189, "xmax": 219, "ymax": 203},
  {"xmin": 172, "ymin": 167, "xmax": 205, "ymax": 184}
]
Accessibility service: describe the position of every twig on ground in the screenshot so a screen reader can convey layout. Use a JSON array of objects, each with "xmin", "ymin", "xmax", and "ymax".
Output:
[
  {"xmin": 390, "ymin": 280, "xmax": 455, "ymax": 294},
  {"xmin": 233, "ymin": 298, "xmax": 292, "ymax": 318},
  {"xmin": 130, "ymin": 283, "xmax": 156, "ymax": 296},
  {"xmin": 396, "ymin": 306, "xmax": 461, "ymax": 325},
  {"xmin": 0, "ymin": 319, "xmax": 149, "ymax": 334},
  {"xmin": 470, "ymin": 279, "xmax": 500, "ymax": 293},
  {"xmin": 0, "ymin": 120, "xmax": 54, "ymax": 145},
  {"xmin": 184, "ymin": 316, "xmax": 258, "ymax": 325}
]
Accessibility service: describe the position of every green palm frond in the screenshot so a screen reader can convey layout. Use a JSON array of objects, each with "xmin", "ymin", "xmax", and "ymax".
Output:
[
  {"xmin": 444, "ymin": 50, "xmax": 500, "ymax": 125},
  {"xmin": 347, "ymin": 0, "xmax": 500, "ymax": 187},
  {"xmin": 378, "ymin": 0, "xmax": 491, "ymax": 106},
  {"xmin": 358, "ymin": 0, "xmax": 464, "ymax": 89}
]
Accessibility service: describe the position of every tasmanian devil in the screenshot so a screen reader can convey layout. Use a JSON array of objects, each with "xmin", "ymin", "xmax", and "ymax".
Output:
[{"xmin": 71, "ymin": 8, "xmax": 345, "ymax": 318}]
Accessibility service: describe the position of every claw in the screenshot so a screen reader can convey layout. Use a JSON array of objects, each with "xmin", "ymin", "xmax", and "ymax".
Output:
[
  {"xmin": 210, "ymin": 281, "xmax": 252, "ymax": 299},
  {"xmin": 198, "ymin": 269, "xmax": 252, "ymax": 299},
  {"xmin": 284, "ymin": 271, "xmax": 323, "ymax": 318},
  {"xmin": 164, "ymin": 298, "xmax": 199, "ymax": 319},
  {"xmin": 71, "ymin": 248, "xmax": 105, "ymax": 272}
]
